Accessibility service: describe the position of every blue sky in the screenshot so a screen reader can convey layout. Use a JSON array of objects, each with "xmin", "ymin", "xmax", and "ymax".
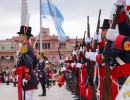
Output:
[{"xmin": 0, "ymin": 0, "xmax": 114, "ymax": 40}]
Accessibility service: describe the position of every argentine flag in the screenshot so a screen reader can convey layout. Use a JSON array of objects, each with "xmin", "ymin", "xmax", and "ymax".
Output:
[{"xmin": 41, "ymin": 0, "xmax": 66, "ymax": 41}]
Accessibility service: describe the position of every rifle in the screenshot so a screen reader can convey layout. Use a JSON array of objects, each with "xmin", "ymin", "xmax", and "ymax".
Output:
[
  {"xmin": 93, "ymin": 9, "xmax": 101, "ymax": 51},
  {"xmin": 89, "ymin": 10, "xmax": 101, "ymax": 99},
  {"xmin": 72, "ymin": 36, "xmax": 81, "ymax": 98},
  {"xmin": 102, "ymin": 6, "xmax": 123, "ymax": 100},
  {"xmin": 86, "ymin": 16, "xmax": 97, "ymax": 100},
  {"xmin": 58, "ymin": 47, "xmax": 63, "ymax": 67},
  {"xmin": 79, "ymin": 31, "xmax": 86, "ymax": 63},
  {"xmin": 75, "ymin": 36, "xmax": 78, "ymax": 48},
  {"xmin": 82, "ymin": 31, "xmax": 86, "ymax": 47},
  {"xmin": 89, "ymin": 9, "xmax": 101, "ymax": 99},
  {"xmin": 74, "ymin": 37, "xmax": 78, "ymax": 63}
]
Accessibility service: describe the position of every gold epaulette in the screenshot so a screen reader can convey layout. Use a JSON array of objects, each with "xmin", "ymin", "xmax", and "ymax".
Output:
[
  {"xmin": 20, "ymin": 45, "xmax": 28, "ymax": 54},
  {"xmin": 124, "ymin": 41, "xmax": 130, "ymax": 51},
  {"xmin": 25, "ymin": 68, "xmax": 29, "ymax": 73}
]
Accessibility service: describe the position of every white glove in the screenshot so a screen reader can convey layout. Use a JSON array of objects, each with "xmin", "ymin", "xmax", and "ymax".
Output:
[
  {"xmin": 61, "ymin": 66, "xmax": 66, "ymax": 72},
  {"xmin": 37, "ymin": 78, "xmax": 39, "ymax": 81},
  {"xmin": 93, "ymin": 32, "xmax": 98, "ymax": 40},
  {"xmin": 37, "ymin": 70, "xmax": 40, "ymax": 72},
  {"xmin": 110, "ymin": 5, "xmax": 117, "ymax": 20},
  {"xmin": 114, "ymin": 0, "xmax": 126, "ymax": 6},
  {"xmin": 22, "ymin": 79, "xmax": 28, "ymax": 86},
  {"xmin": 60, "ymin": 60, "xmax": 64, "ymax": 64},
  {"xmin": 39, "ymin": 59, "xmax": 43, "ymax": 63},
  {"xmin": 85, "ymin": 51, "xmax": 90, "ymax": 59},
  {"xmin": 85, "ymin": 34, "xmax": 91, "ymax": 44},
  {"xmin": 76, "ymin": 63, "xmax": 82, "ymax": 68},
  {"xmin": 106, "ymin": 26, "xmax": 119, "ymax": 41},
  {"xmin": 93, "ymin": 32, "xmax": 102, "ymax": 43},
  {"xmin": 97, "ymin": 32, "xmax": 102, "ymax": 42},
  {"xmin": 71, "ymin": 63, "xmax": 76, "ymax": 68},
  {"xmin": 72, "ymin": 50, "xmax": 77, "ymax": 56},
  {"xmin": 90, "ymin": 52, "xmax": 98, "ymax": 61},
  {"xmin": 79, "ymin": 46, "xmax": 84, "ymax": 52},
  {"xmin": 39, "ymin": 75, "xmax": 43, "ymax": 78},
  {"xmin": 45, "ymin": 60, "xmax": 49, "ymax": 64}
]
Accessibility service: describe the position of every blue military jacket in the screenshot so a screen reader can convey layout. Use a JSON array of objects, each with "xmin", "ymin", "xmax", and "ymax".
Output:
[
  {"xmin": 37, "ymin": 59, "xmax": 46, "ymax": 78},
  {"xmin": 110, "ymin": 18, "xmax": 130, "ymax": 65},
  {"xmin": 17, "ymin": 42, "xmax": 38, "ymax": 91}
]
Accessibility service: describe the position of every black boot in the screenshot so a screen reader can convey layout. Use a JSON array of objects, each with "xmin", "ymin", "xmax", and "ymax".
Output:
[
  {"xmin": 39, "ymin": 92, "xmax": 46, "ymax": 96},
  {"xmin": 13, "ymin": 82, "xmax": 16, "ymax": 87},
  {"xmin": 43, "ymin": 92, "xmax": 46, "ymax": 96},
  {"xmin": 7, "ymin": 81, "xmax": 9, "ymax": 85}
]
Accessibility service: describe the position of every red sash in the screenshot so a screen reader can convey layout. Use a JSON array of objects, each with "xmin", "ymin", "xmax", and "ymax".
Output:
[
  {"xmin": 6, "ymin": 74, "xmax": 10, "ymax": 81},
  {"xmin": 16, "ymin": 66, "xmax": 26, "ymax": 100}
]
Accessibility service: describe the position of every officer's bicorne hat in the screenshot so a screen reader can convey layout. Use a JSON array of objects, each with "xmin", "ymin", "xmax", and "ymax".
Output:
[
  {"xmin": 100, "ymin": 19, "xmax": 110, "ymax": 29},
  {"xmin": 17, "ymin": 26, "xmax": 33, "ymax": 36},
  {"xmin": 38, "ymin": 51, "xmax": 44, "ymax": 57}
]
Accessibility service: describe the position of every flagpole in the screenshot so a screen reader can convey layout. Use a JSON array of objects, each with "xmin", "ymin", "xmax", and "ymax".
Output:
[{"xmin": 40, "ymin": 0, "xmax": 43, "ymax": 51}]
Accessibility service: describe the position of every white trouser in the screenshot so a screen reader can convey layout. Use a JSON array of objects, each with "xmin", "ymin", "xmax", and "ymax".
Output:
[{"xmin": 22, "ymin": 90, "xmax": 33, "ymax": 100}]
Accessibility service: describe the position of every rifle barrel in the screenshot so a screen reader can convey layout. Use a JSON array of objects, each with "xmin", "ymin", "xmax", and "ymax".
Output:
[{"xmin": 102, "ymin": 6, "xmax": 123, "ymax": 100}]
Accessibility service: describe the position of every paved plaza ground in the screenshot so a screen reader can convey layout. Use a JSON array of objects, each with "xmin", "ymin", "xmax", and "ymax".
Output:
[{"xmin": 0, "ymin": 83, "xmax": 74, "ymax": 100}]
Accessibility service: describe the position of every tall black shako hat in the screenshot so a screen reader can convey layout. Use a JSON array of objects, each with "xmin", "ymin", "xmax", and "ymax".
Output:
[
  {"xmin": 17, "ymin": 26, "xmax": 33, "ymax": 36},
  {"xmin": 100, "ymin": 19, "xmax": 110, "ymax": 29}
]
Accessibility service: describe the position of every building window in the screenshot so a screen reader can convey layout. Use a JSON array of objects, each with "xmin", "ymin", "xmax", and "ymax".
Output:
[
  {"xmin": 2, "ymin": 46, "xmax": 4, "ymax": 50},
  {"xmin": 62, "ymin": 43, "xmax": 64, "ymax": 49},
  {"xmin": 70, "ymin": 43, "xmax": 75, "ymax": 50},
  {"xmin": 41, "ymin": 43, "xmax": 50, "ymax": 49},
  {"xmin": 59, "ymin": 43, "xmax": 61, "ymax": 49},
  {"xmin": 11, "ymin": 46, "xmax": 13, "ymax": 50},
  {"xmin": 52, "ymin": 43, "xmax": 55, "ymax": 50},
  {"xmin": 61, "ymin": 55, "xmax": 65, "ymax": 60},
  {"xmin": 59, "ymin": 43, "xmax": 66, "ymax": 49},
  {"xmin": 48, "ymin": 43, "xmax": 50, "ymax": 49},
  {"xmin": 64, "ymin": 43, "xmax": 66, "ymax": 49},
  {"xmin": 10, "ymin": 56, "xmax": 14, "ymax": 63},
  {"xmin": 1, "ymin": 56, "xmax": 5, "ymax": 63},
  {"xmin": 43, "ymin": 43, "xmax": 45, "ymax": 49},
  {"xmin": 52, "ymin": 57, "xmax": 56, "ymax": 65},
  {"xmin": 45, "ymin": 43, "xmax": 47, "ymax": 49}
]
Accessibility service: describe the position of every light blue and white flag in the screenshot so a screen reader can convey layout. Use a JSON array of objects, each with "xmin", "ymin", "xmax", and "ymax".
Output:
[{"xmin": 41, "ymin": 0, "xmax": 66, "ymax": 41}]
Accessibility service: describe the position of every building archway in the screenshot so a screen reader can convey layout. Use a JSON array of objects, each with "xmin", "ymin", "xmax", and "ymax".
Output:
[
  {"xmin": 1, "ymin": 56, "xmax": 5, "ymax": 63},
  {"xmin": 10, "ymin": 56, "xmax": 14, "ymax": 63}
]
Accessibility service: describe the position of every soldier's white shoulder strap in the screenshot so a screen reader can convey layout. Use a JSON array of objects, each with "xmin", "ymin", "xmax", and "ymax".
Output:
[{"xmin": 115, "ymin": 57, "xmax": 125, "ymax": 65}]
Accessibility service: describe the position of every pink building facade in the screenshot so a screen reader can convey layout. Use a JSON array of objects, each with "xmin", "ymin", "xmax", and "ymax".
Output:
[{"xmin": 0, "ymin": 28, "xmax": 82, "ymax": 70}]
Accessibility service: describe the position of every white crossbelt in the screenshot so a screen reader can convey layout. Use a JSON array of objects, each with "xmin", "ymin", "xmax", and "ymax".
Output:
[{"xmin": 115, "ymin": 57, "xmax": 125, "ymax": 65}]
